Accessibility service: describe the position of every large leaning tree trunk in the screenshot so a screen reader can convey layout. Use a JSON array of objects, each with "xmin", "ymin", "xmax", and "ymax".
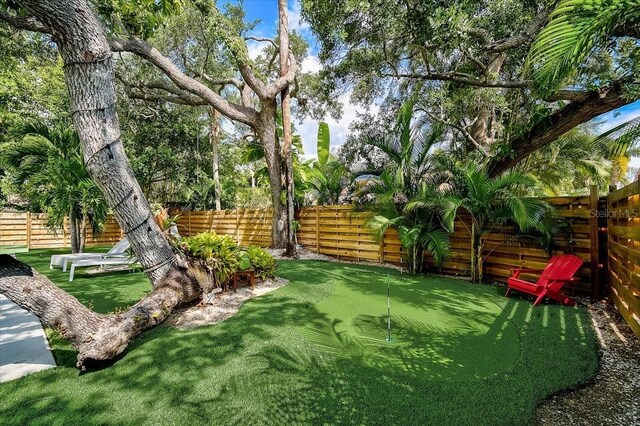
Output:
[
  {"xmin": 12, "ymin": 1, "xmax": 178, "ymax": 284},
  {"xmin": 0, "ymin": 0, "xmax": 200, "ymax": 368},
  {"xmin": 487, "ymin": 81, "xmax": 633, "ymax": 176},
  {"xmin": 0, "ymin": 255, "xmax": 198, "ymax": 369}
]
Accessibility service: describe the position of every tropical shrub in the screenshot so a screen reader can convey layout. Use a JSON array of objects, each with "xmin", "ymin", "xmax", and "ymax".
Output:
[
  {"xmin": 245, "ymin": 246, "xmax": 277, "ymax": 279},
  {"xmin": 357, "ymin": 100, "xmax": 451, "ymax": 274},
  {"xmin": 172, "ymin": 234, "xmax": 277, "ymax": 301},
  {"xmin": 409, "ymin": 159, "xmax": 553, "ymax": 283},
  {"xmin": 173, "ymin": 232, "xmax": 241, "ymax": 292}
]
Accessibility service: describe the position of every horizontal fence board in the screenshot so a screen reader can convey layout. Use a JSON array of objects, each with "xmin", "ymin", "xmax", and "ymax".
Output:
[
  {"xmin": 1, "ymin": 211, "xmax": 123, "ymax": 250},
  {"xmin": 608, "ymin": 180, "xmax": 640, "ymax": 339}
]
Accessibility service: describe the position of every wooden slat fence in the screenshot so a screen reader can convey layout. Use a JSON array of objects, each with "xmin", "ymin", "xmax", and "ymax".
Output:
[
  {"xmin": 6, "ymin": 182, "xmax": 640, "ymax": 339},
  {"xmin": 0, "ymin": 212, "xmax": 123, "ymax": 249},
  {"xmin": 296, "ymin": 196, "xmax": 602, "ymax": 294},
  {"xmin": 607, "ymin": 180, "xmax": 640, "ymax": 338},
  {"xmin": 174, "ymin": 209, "xmax": 273, "ymax": 247},
  {"xmin": 4, "ymin": 194, "xmax": 603, "ymax": 293}
]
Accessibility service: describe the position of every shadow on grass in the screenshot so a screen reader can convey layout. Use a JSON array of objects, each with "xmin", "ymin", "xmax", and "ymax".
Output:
[{"xmin": 0, "ymin": 257, "xmax": 599, "ymax": 426}]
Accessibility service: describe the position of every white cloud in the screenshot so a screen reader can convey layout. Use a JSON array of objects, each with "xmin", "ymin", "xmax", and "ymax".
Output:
[
  {"xmin": 300, "ymin": 55, "xmax": 322, "ymax": 73},
  {"xmin": 288, "ymin": 0, "xmax": 310, "ymax": 32},
  {"xmin": 296, "ymin": 93, "xmax": 378, "ymax": 158},
  {"xmin": 246, "ymin": 39, "xmax": 264, "ymax": 61}
]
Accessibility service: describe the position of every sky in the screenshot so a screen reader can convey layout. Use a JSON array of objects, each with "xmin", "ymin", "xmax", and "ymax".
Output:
[{"xmin": 235, "ymin": 0, "xmax": 640, "ymax": 173}]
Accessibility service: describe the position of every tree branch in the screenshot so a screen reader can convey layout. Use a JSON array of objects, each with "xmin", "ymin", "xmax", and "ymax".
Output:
[
  {"xmin": 197, "ymin": 73, "xmax": 244, "ymax": 90},
  {"xmin": 238, "ymin": 64, "xmax": 269, "ymax": 99},
  {"xmin": 110, "ymin": 36, "xmax": 258, "ymax": 126},
  {"xmin": 381, "ymin": 71, "xmax": 529, "ymax": 88},
  {"xmin": 545, "ymin": 90, "xmax": 591, "ymax": 102},
  {"xmin": 488, "ymin": 81, "xmax": 636, "ymax": 176},
  {"xmin": 424, "ymin": 110, "xmax": 489, "ymax": 157},
  {"xmin": 486, "ymin": 10, "xmax": 549, "ymax": 52},
  {"xmin": 467, "ymin": 28, "xmax": 493, "ymax": 45},
  {"xmin": 0, "ymin": 10, "xmax": 49, "ymax": 33},
  {"xmin": 116, "ymin": 72, "xmax": 211, "ymax": 106},
  {"xmin": 245, "ymin": 36, "xmax": 277, "ymax": 48},
  {"xmin": 265, "ymin": 51, "xmax": 299, "ymax": 98}
]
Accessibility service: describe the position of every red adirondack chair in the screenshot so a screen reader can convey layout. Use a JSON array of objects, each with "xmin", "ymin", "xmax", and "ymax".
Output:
[{"xmin": 505, "ymin": 254, "xmax": 583, "ymax": 306}]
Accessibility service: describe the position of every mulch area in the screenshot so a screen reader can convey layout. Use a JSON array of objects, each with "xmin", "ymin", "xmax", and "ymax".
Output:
[
  {"xmin": 165, "ymin": 277, "xmax": 289, "ymax": 329},
  {"xmin": 537, "ymin": 298, "xmax": 639, "ymax": 425}
]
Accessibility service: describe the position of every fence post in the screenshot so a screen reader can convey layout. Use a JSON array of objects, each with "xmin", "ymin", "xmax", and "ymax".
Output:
[
  {"xmin": 315, "ymin": 205, "xmax": 320, "ymax": 253},
  {"xmin": 380, "ymin": 236, "xmax": 385, "ymax": 264},
  {"xmin": 187, "ymin": 211, "xmax": 192, "ymax": 237},
  {"xmin": 589, "ymin": 185, "xmax": 600, "ymax": 300},
  {"xmin": 25, "ymin": 212, "xmax": 32, "ymax": 249}
]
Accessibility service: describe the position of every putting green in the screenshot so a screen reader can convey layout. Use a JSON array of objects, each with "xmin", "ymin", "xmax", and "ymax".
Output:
[{"xmin": 298, "ymin": 265, "xmax": 521, "ymax": 380}]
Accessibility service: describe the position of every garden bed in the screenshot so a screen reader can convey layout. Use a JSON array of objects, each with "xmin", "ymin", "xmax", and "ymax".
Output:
[{"xmin": 165, "ymin": 277, "xmax": 289, "ymax": 329}]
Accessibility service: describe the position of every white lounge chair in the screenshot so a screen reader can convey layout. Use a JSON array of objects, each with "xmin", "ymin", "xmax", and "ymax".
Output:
[
  {"xmin": 49, "ymin": 238, "xmax": 130, "ymax": 272},
  {"xmin": 69, "ymin": 256, "xmax": 138, "ymax": 282}
]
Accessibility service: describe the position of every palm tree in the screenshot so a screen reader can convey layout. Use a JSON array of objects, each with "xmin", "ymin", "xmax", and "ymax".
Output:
[
  {"xmin": 409, "ymin": 160, "xmax": 551, "ymax": 283},
  {"xmin": 528, "ymin": 0, "xmax": 640, "ymax": 94},
  {"xmin": 183, "ymin": 178, "xmax": 218, "ymax": 210},
  {"xmin": 595, "ymin": 116, "xmax": 640, "ymax": 184},
  {"xmin": 307, "ymin": 161, "xmax": 352, "ymax": 205},
  {"xmin": 0, "ymin": 122, "xmax": 108, "ymax": 252},
  {"xmin": 522, "ymin": 128, "xmax": 614, "ymax": 194},
  {"xmin": 359, "ymin": 100, "xmax": 450, "ymax": 273}
]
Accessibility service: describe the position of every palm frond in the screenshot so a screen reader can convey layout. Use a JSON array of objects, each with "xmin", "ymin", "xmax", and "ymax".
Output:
[
  {"xmin": 504, "ymin": 195, "xmax": 551, "ymax": 231},
  {"xmin": 367, "ymin": 214, "xmax": 403, "ymax": 242},
  {"xmin": 596, "ymin": 115, "xmax": 640, "ymax": 156},
  {"xmin": 437, "ymin": 196, "xmax": 465, "ymax": 233},
  {"xmin": 528, "ymin": 0, "xmax": 640, "ymax": 94},
  {"xmin": 419, "ymin": 227, "xmax": 450, "ymax": 267}
]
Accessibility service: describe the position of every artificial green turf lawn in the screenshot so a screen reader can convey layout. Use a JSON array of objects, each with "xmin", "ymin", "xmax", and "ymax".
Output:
[{"xmin": 0, "ymin": 250, "xmax": 599, "ymax": 425}]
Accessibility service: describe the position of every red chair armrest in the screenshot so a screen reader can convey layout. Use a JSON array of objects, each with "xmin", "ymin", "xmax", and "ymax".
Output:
[
  {"xmin": 544, "ymin": 276, "xmax": 577, "ymax": 282},
  {"xmin": 510, "ymin": 268, "xmax": 543, "ymax": 278}
]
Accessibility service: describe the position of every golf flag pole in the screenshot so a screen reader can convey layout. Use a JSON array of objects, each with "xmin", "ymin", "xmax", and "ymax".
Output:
[{"xmin": 386, "ymin": 273, "xmax": 392, "ymax": 342}]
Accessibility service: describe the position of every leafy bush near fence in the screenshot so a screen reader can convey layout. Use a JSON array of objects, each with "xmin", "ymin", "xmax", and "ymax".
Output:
[
  {"xmin": 246, "ymin": 245, "xmax": 277, "ymax": 279},
  {"xmin": 172, "ymin": 233, "xmax": 277, "ymax": 289}
]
